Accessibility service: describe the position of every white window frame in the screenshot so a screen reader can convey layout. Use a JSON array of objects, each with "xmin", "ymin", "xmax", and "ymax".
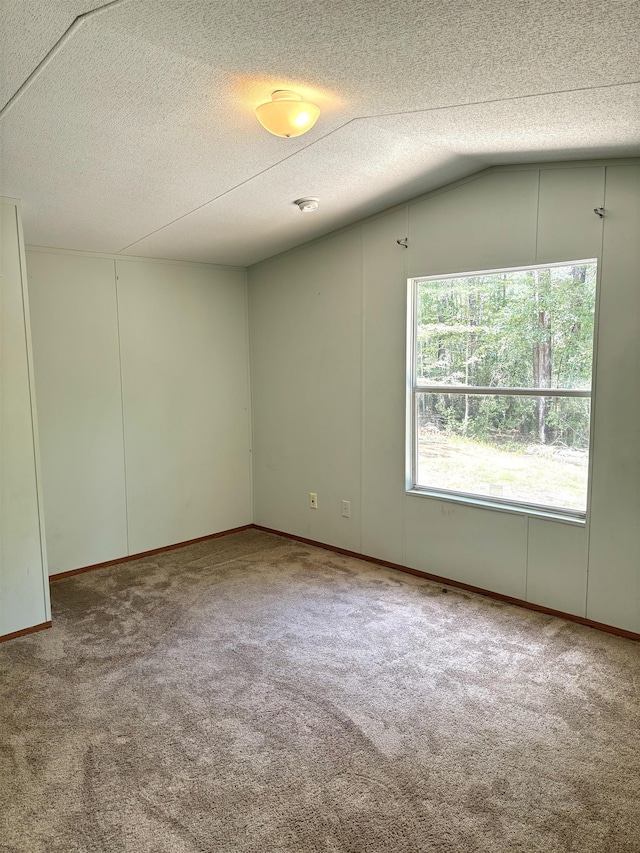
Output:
[{"xmin": 406, "ymin": 259, "xmax": 598, "ymax": 522}]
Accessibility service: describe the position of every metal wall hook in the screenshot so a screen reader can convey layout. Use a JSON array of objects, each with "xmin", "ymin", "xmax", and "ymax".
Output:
[
  {"xmin": 396, "ymin": 237, "xmax": 408, "ymax": 248},
  {"xmin": 593, "ymin": 207, "xmax": 605, "ymax": 218}
]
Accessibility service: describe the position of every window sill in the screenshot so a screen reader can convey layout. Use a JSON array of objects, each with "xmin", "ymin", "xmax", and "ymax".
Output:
[{"xmin": 405, "ymin": 488, "xmax": 586, "ymax": 525}]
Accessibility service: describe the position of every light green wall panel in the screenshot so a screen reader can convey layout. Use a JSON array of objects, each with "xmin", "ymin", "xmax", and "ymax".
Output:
[
  {"xmin": 536, "ymin": 166, "xmax": 605, "ymax": 264},
  {"xmin": 407, "ymin": 170, "xmax": 538, "ymax": 277},
  {"xmin": 403, "ymin": 495, "xmax": 527, "ymax": 599},
  {"xmin": 0, "ymin": 200, "xmax": 49, "ymax": 636},
  {"xmin": 586, "ymin": 165, "xmax": 640, "ymax": 632},
  {"xmin": 27, "ymin": 251, "xmax": 128, "ymax": 574},
  {"xmin": 117, "ymin": 260, "xmax": 251, "ymax": 554},
  {"xmin": 361, "ymin": 209, "xmax": 407, "ymax": 563},
  {"xmin": 526, "ymin": 519, "xmax": 588, "ymax": 617},
  {"xmin": 250, "ymin": 230, "xmax": 363, "ymax": 552}
]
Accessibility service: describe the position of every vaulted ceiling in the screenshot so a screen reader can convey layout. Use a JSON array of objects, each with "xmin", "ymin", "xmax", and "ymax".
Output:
[{"xmin": 1, "ymin": 0, "xmax": 639, "ymax": 266}]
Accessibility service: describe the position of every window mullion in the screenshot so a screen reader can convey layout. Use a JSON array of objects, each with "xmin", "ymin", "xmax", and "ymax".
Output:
[{"xmin": 413, "ymin": 386, "xmax": 591, "ymax": 398}]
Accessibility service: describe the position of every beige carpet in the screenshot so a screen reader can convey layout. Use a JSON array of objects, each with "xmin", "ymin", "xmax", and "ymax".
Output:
[{"xmin": 1, "ymin": 529, "xmax": 639, "ymax": 853}]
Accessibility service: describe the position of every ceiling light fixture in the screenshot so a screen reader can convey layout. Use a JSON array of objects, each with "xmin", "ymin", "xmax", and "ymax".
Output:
[
  {"xmin": 294, "ymin": 197, "xmax": 320, "ymax": 213},
  {"xmin": 255, "ymin": 90, "xmax": 320, "ymax": 138}
]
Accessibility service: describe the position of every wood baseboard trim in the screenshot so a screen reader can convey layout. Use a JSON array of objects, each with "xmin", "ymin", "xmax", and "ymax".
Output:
[
  {"xmin": 44, "ymin": 521, "xmax": 639, "ymax": 642},
  {"xmin": 253, "ymin": 525, "xmax": 640, "ymax": 643},
  {"xmin": 49, "ymin": 525, "xmax": 254, "ymax": 582},
  {"xmin": 0, "ymin": 621, "xmax": 52, "ymax": 644}
]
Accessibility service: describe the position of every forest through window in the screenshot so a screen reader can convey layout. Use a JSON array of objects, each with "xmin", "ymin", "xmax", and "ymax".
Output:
[{"xmin": 410, "ymin": 260, "xmax": 597, "ymax": 514}]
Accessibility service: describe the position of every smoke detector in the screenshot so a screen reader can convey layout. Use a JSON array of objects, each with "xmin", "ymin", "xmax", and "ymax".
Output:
[{"xmin": 294, "ymin": 197, "xmax": 319, "ymax": 213}]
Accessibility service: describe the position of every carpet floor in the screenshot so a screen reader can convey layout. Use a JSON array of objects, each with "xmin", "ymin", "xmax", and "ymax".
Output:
[{"xmin": 1, "ymin": 529, "xmax": 639, "ymax": 852}]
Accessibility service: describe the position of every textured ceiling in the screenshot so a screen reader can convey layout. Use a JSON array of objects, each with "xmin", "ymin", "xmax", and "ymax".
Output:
[
  {"xmin": 1, "ymin": 0, "xmax": 639, "ymax": 266},
  {"xmin": 0, "ymin": 1, "xmax": 114, "ymax": 106}
]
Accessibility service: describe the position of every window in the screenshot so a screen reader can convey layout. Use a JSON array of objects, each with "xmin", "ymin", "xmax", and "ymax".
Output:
[{"xmin": 407, "ymin": 260, "xmax": 597, "ymax": 517}]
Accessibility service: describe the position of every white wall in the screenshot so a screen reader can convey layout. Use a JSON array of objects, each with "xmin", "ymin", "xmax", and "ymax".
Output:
[
  {"xmin": 249, "ymin": 161, "xmax": 640, "ymax": 634},
  {"xmin": 27, "ymin": 251, "xmax": 252, "ymax": 573},
  {"xmin": 0, "ymin": 198, "xmax": 50, "ymax": 636}
]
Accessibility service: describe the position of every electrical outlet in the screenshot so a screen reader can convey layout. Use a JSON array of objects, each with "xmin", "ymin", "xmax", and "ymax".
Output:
[
  {"xmin": 341, "ymin": 500, "xmax": 350, "ymax": 518},
  {"xmin": 309, "ymin": 492, "xmax": 318, "ymax": 509}
]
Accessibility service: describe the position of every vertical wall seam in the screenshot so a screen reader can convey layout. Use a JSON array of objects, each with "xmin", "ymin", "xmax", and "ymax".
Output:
[
  {"xmin": 113, "ymin": 260, "xmax": 130, "ymax": 555},
  {"xmin": 524, "ymin": 516, "xmax": 529, "ymax": 600},
  {"xmin": 636, "ymin": 169, "xmax": 640, "ymax": 632},
  {"xmin": 244, "ymin": 269, "xmax": 255, "ymax": 525},
  {"xmin": 359, "ymin": 225, "xmax": 365, "ymax": 554},
  {"xmin": 401, "ymin": 204, "xmax": 409, "ymax": 568},
  {"xmin": 584, "ymin": 166, "xmax": 608, "ymax": 619},
  {"xmin": 638, "ymin": 170, "xmax": 640, "ymax": 632}
]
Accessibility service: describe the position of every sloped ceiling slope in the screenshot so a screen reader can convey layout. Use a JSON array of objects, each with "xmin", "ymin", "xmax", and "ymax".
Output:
[{"xmin": 1, "ymin": 0, "xmax": 639, "ymax": 266}]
